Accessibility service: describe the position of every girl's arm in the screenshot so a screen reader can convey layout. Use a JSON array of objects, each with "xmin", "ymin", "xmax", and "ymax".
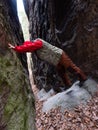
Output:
[{"xmin": 8, "ymin": 40, "xmax": 43, "ymax": 53}]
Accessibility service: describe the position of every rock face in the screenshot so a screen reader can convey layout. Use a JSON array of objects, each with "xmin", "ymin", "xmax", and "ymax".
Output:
[
  {"xmin": 0, "ymin": 0, "xmax": 36, "ymax": 130},
  {"xmin": 25, "ymin": 0, "xmax": 98, "ymax": 91}
]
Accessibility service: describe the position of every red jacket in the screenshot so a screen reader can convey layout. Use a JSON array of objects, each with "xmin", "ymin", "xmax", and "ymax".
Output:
[{"xmin": 14, "ymin": 39, "xmax": 43, "ymax": 53}]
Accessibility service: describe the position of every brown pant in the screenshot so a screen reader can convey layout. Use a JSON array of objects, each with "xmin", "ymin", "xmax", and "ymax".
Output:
[{"xmin": 57, "ymin": 51, "xmax": 87, "ymax": 87}]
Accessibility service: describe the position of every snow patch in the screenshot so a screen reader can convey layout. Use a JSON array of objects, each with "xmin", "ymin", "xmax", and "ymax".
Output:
[
  {"xmin": 37, "ymin": 88, "xmax": 55, "ymax": 101},
  {"xmin": 42, "ymin": 79, "xmax": 98, "ymax": 112}
]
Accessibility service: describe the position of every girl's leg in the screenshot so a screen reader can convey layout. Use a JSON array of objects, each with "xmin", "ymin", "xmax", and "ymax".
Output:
[
  {"xmin": 68, "ymin": 64, "xmax": 87, "ymax": 81},
  {"xmin": 59, "ymin": 51, "xmax": 87, "ymax": 81},
  {"xmin": 56, "ymin": 64, "xmax": 72, "ymax": 87}
]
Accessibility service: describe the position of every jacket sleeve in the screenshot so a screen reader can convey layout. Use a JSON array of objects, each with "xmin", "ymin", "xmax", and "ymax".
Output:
[{"xmin": 14, "ymin": 40, "xmax": 43, "ymax": 53}]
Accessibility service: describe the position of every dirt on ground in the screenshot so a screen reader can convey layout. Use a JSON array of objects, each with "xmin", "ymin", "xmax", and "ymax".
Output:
[{"xmin": 33, "ymin": 86, "xmax": 98, "ymax": 130}]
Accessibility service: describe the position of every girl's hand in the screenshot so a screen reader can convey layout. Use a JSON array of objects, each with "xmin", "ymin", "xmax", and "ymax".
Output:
[{"xmin": 8, "ymin": 43, "xmax": 15, "ymax": 49}]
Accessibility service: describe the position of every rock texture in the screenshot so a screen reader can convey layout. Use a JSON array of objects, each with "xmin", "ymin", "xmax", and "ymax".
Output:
[
  {"xmin": 0, "ymin": 0, "xmax": 36, "ymax": 130},
  {"xmin": 25, "ymin": 0, "xmax": 98, "ymax": 91}
]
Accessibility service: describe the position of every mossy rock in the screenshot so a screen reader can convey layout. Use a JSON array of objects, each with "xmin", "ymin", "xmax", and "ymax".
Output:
[{"xmin": 0, "ymin": 54, "xmax": 35, "ymax": 130}]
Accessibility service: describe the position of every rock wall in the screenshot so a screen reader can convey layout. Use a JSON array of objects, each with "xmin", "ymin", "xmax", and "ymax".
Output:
[
  {"xmin": 25, "ymin": 0, "xmax": 98, "ymax": 91},
  {"xmin": 0, "ymin": 0, "xmax": 36, "ymax": 129}
]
